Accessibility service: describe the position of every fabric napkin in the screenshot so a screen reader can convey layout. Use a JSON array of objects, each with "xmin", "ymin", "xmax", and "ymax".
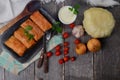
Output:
[
  {"xmin": 0, "ymin": 0, "xmax": 63, "ymax": 74},
  {"xmin": 0, "ymin": 35, "xmax": 63, "ymax": 74},
  {"xmin": 0, "ymin": 0, "xmax": 13, "ymax": 23},
  {"xmin": 0, "ymin": 0, "xmax": 31, "ymax": 24}
]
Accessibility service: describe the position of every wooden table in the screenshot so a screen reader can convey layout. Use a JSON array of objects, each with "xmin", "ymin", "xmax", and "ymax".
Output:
[{"xmin": 0, "ymin": 0, "xmax": 120, "ymax": 80}]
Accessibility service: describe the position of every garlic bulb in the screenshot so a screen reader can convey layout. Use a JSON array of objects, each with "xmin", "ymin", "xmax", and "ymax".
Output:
[{"xmin": 72, "ymin": 25, "xmax": 84, "ymax": 38}]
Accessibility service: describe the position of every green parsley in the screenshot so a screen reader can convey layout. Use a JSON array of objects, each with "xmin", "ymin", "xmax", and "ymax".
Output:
[
  {"xmin": 25, "ymin": 25, "xmax": 33, "ymax": 31},
  {"xmin": 69, "ymin": 4, "xmax": 80, "ymax": 15},
  {"xmin": 27, "ymin": 34, "xmax": 34, "ymax": 40},
  {"xmin": 24, "ymin": 25, "xmax": 34, "ymax": 40},
  {"xmin": 52, "ymin": 21, "xmax": 62, "ymax": 33}
]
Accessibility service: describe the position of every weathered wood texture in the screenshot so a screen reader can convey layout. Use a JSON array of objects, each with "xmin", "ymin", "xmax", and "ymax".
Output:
[
  {"xmin": 0, "ymin": 67, "xmax": 4, "ymax": 80},
  {"xmin": 0, "ymin": 0, "xmax": 120, "ymax": 80},
  {"xmin": 64, "ymin": 0, "xmax": 93, "ymax": 80},
  {"xmin": 35, "ymin": 2, "xmax": 64, "ymax": 80},
  {"xmin": 4, "ymin": 63, "xmax": 35, "ymax": 80},
  {"xmin": 94, "ymin": 0, "xmax": 120, "ymax": 79}
]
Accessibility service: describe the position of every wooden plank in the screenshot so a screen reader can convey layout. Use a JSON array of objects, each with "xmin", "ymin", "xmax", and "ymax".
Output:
[
  {"xmin": 1, "ymin": 0, "xmax": 120, "ymax": 80},
  {"xmin": 94, "ymin": 4, "xmax": 120, "ymax": 80},
  {"xmin": 4, "ymin": 63, "xmax": 35, "ymax": 80},
  {"xmin": 64, "ymin": 0, "xmax": 94, "ymax": 80},
  {"xmin": 35, "ymin": 2, "xmax": 65, "ymax": 80},
  {"xmin": 0, "ymin": 9, "xmax": 28, "ymax": 35},
  {"xmin": 35, "ymin": 50, "xmax": 64, "ymax": 80},
  {"xmin": 64, "ymin": 27, "xmax": 93, "ymax": 80},
  {"xmin": 0, "ymin": 67, "xmax": 4, "ymax": 80}
]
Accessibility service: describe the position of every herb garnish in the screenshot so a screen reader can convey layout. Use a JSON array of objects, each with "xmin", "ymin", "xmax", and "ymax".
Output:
[
  {"xmin": 25, "ymin": 25, "xmax": 33, "ymax": 31},
  {"xmin": 69, "ymin": 4, "xmax": 80, "ymax": 15},
  {"xmin": 24, "ymin": 26, "xmax": 34, "ymax": 40},
  {"xmin": 52, "ymin": 21, "xmax": 62, "ymax": 33}
]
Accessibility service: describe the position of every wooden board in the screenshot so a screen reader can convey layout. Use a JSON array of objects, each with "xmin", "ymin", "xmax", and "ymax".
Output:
[
  {"xmin": 94, "ymin": 1, "xmax": 120, "ymax": 79},
  {"xmin": 4, "ymin": 63, "xmax": 35, "ymax": 80},
  {"xmin": 0, "ymin": 0, "xmax": 120, "ymax": 80},
  {"xmin": 64, "ymin": 0, "xmax": 93, "ymax": 80},
  {"xmin": 0, "ymin": 67, "xmax": 4, "ymax": 80},
  {"xmin": 0, "ymin": 10, "xmax": 27, "ymax": 35}
]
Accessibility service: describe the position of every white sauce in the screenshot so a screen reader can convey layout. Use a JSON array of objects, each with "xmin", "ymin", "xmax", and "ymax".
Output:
[{"xmin": 58, "ymin": 6, "xmax": 77, "ymax": 24}]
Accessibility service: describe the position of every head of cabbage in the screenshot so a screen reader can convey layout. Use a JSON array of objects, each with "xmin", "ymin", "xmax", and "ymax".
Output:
[{"xmin": 83, "ymin": 8, "xmax": 115, "ymax": 38}]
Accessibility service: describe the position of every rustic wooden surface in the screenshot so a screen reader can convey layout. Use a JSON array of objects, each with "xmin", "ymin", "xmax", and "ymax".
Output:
[{"xmin": 0, "ymin": 0, "xmax": 120, "ymax": 80}]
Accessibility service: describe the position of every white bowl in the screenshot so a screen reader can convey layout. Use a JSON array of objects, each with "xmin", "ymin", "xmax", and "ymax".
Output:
[{"xmin": 58, "ymin": 6, "xmax": 77, "ymax": 25}]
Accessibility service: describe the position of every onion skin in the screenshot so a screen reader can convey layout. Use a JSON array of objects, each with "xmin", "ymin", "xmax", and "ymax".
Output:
[
  {"xmin": 87, "ymin": 38, "xmax": 101, "ymax": 52},
  {"xmin": 75, "ymin": 43, "xmax": 86, "ymax": 55}
]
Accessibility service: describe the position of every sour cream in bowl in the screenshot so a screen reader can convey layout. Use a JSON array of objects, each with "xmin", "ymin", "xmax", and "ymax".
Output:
[{"xmin": 58, "ymin": 6, "xmax": 77, "ymax": 24}]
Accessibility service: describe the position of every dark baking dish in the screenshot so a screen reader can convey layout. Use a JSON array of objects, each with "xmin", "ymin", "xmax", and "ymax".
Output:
[{"xmin": 0, "ymin": 3, "xmax": 56, "ymax": 63}]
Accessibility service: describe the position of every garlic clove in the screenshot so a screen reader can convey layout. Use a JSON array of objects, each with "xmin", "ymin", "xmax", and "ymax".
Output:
[
  {"xmin": 75, "ymin": 33, "xmax": 81, "ymax": 38},
  {"xmin": 72, "ymin": 25, "xmax": 84, "ymax": 38}
]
